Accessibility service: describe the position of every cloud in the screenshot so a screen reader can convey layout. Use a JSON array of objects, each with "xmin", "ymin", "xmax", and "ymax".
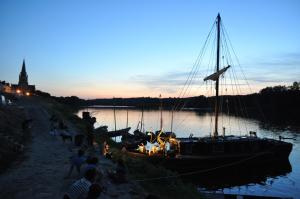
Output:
[
  {"xmin": 131, "ymin": 69, "xmax": 207, "ymax": 94},
  {"xmin": 252, "ymin": 52, "xmax": 300, "ymax": 67},
  {"xmin": 246, "ymin": 72, "xmax": 300, "ymax": 83},
  {"xmin": 130, "ymin": 51, "xmax": 300, "ymax": 96},
  {"xmin": 244, "ymin": 52, "xmax": 300, "ymax": 83}
]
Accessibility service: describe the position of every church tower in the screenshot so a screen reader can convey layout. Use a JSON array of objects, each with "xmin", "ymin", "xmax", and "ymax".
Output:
[{"xmin": 18, "ymin": 59, "xmax": 28, "ymax": 88}]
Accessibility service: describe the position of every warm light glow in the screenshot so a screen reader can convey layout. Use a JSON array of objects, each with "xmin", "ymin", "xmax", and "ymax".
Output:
[
  {"xmin": 16, "ymin": 89, "xmax": 21, "ymax": 94},
  {"xmin": 138, "ymin": 144, "xmax": 146, "ymax": 154},
  {"xmin": 26, "ymin": 92, "xmax": 30, "ymax": 96}
]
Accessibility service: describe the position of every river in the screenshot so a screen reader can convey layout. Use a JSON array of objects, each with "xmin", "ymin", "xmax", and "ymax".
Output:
[{"xmin": 77, "ymin": 107, "xmax": 300, "ymax": 198}]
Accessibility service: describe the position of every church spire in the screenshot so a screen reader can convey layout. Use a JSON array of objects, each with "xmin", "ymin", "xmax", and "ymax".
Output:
[
  {"xmin": 21, "ymin": 59, "xmax": 26, "ymax": 74},
  {"xmin": 18, "ymin": 59, "xmax": 28, "ymax": 87}
]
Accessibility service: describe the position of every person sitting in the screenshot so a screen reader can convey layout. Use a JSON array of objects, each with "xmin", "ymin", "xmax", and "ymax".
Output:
[
  {"xmin": 86, "ymin": 183, "xmax": 103, "ymax": 199},
  {"xmin": 84, "ymin": 156, "xmax": 103, "ymax": 182},
  {"xmin": 103, "ymin": 143, "xmax": 112, "ymax": 159},
  {"xmin": 63, "ymin": 168, "xmax": 97, "ymax": 199},
  {"xmin": 108, "ymin": 159, "xmax": 127, "ymax": 184},
  {"xmin": 84, "ymin": 157, "xmax": 99, "ymax": 172},
  {"xmin": 67, "ymin": 149, "xmax": 86, "ymax": 177}
]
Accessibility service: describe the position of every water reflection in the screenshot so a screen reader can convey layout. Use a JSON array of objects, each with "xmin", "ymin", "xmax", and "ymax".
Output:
[
  {"xmin": 183, "ymin": 159, "xmax": 292, "ymax": 190},
  {"xmin": 77, "ymin": 108, "xmax": 300, "ymax": 198}
]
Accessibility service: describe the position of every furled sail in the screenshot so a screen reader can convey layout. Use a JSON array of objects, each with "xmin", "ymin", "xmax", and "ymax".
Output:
[{"xmin": 204, "ymin": 65, "xmax": 231, "ymax": 81}]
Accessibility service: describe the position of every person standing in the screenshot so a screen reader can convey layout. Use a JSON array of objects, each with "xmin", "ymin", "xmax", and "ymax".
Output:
[{"xmin": 67, "ymin": 149, "xmax": 86, "ymax": 177}]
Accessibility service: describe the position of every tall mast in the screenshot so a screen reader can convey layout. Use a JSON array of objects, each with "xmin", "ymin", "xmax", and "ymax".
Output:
[
  {"xmin": 170, "ymin": 108, "xmax": 174, "ymax": 132},
  {"xmin": 113, "ymin": 100, "xmax": 117, "ymax": 141},
  {"xmin": 113, "ymin": 99, "xmax": 117, "ymax": 132},
  {"xmin": 126, "ymin": 108, "xmax": 128, "ymax": 128},
  {"xmin": 159, "ymin": 94, "xmax": 163, "ymax": 131},
  {"xmin": 140, "ymin": 106, "xmax": 144, "ymax": 132},
  {"xmin": 214, "ymin": 14, "xmax": 221, "ymax": 137}
]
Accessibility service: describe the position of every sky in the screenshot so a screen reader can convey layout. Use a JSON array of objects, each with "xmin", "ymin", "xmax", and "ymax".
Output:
[{"xmin": 0, "ymin": 0, "xmax": 299, "ymax": 99}]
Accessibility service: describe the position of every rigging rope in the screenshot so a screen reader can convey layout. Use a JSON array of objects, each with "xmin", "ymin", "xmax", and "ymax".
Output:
[
  {"xmin": 171, "ymin": 18, "xmax": 218, "ymax": 133},
  {"xmin": 172, "ymin": 22, "xmax": 216, "ymax": 112},
  {"xmin": 221, "ymin": 21, "xmax": 266, "ymax": 130},
  {"xmin": 170, "ymin": 16, "xmax": 260, "ymax": 137}
]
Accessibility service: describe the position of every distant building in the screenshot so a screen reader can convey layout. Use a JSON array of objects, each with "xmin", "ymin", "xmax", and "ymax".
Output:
[
  {"xmin": 0, "ymin": 81, "xmax": 12, "ymax": 93},
  {"xmin": 10, "ymin": 60, "xmax": 36, "ymax": 95}
]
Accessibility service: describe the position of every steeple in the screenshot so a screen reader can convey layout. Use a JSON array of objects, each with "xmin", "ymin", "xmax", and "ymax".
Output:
[
  {"xmin": 18, "ymin": 59, "xmax": 28, "ymax": 88},
  {"xmin": 21, "ymin": 59, "xmax": 26, "ymax": 75}
]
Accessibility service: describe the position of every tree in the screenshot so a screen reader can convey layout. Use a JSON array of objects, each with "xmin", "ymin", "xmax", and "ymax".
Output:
[{"xmin": 291, "ymin": 81, "xmax": 299, "ymax": 90}]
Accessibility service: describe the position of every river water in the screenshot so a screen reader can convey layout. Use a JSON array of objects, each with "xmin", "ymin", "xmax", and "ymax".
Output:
[{"xmin": 77, "ymin": 107, "xmax": 300, "ymax": 198}]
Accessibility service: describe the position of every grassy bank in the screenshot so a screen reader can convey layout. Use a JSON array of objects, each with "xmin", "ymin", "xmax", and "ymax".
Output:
[
  {"xmin": 105, "ymin": 146, "xmax": 203, "ymax": 199},
  {"xmin": 0, "ymin": 105, "xmax": 28, "ymax": 172}
]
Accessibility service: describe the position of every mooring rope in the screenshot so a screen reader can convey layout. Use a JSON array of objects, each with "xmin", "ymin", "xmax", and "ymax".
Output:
[{"xmin": 133, "ymin": 151, "xmax": 272, "ymax": 182}]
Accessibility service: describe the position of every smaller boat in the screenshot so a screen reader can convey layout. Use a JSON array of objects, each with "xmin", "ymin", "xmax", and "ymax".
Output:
[
  {"xmin": 94, "ymin": 104, "xmax": 131, "ymax": 137},
  {"xmin": 107, "ymin": 127, "xmax": 131, "ymax": 137},
  {"xmin": 94, "ymin": 125, "xmax": 108, "ymax": 133},
  {"xmin": 94, "ymin": 126, "xmax": 131, "ymax": 137}
]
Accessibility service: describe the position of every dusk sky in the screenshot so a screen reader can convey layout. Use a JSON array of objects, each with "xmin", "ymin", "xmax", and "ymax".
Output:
[{"xmin": 0, "ymin": 0, "xmax": 299, "ymax": 99}]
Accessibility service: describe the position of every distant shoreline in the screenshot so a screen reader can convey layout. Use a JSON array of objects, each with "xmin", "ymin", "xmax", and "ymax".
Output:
[{"xmin": 81, "ymin": 105, "xmax": 213, "ymax": 111}]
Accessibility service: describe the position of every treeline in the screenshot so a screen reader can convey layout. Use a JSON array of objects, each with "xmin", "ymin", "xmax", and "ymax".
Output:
[
  {"xmin": 252, "ymin": 82, "xmax": 300, "ymax": 124},
  {"xmin": 35, "ymin": 82, "xmax": 300, "ymax": 125},
  {"xmin": 34, "ymin": 90, "xmax": 86, "ymax": 108}
]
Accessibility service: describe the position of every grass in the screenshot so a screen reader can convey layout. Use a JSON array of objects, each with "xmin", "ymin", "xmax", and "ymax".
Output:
[{"xmin": 110, "ymin": 148, "xmax": 204, "ymax": 199}]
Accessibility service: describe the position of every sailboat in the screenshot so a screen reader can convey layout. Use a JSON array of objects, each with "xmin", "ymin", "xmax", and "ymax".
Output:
[
  {"xmin": 94, "ymin": 104, "xmax": 131, "ymax": 137},
  {"xmin": 127, "ymin": 14, "xmax": 293, "ymax": 172}
]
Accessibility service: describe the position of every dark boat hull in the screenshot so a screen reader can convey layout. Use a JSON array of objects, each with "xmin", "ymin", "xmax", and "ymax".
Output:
[{"xmin": 127, "ymin": 141, "xmax": 292, "ymax": 173}]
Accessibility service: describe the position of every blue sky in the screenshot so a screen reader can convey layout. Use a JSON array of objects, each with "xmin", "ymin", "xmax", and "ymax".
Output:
[{"xmin": 0, "ymin": 0, "xmax": 299, "ymax": 98}]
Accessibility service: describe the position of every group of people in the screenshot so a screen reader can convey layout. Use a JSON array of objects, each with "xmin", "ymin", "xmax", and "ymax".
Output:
[
  {"xmin": 64, "ymin": 143, "xmax": 127, "ymax": 199},
  {"xmin": 55, "ymin": 112, "xmax": 134, "ymax": 199},
  {"xmin": 64, "ymin": 149, "xmax": 104, "ymax": 199}
]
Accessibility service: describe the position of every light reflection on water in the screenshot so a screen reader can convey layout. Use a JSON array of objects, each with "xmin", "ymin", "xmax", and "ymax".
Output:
[{"xmin": 77, "ymin": 108, "xmax": 300, "ymax": 198}]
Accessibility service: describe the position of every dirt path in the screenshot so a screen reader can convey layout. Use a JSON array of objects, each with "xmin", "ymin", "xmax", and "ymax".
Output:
[
  {"xmin": 0, "ymin": 98, "xmax": 147, "ymax": 199},
  {"xmin": 0, "ymin": 99, "xmax": 74, "ymax": 198}
]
